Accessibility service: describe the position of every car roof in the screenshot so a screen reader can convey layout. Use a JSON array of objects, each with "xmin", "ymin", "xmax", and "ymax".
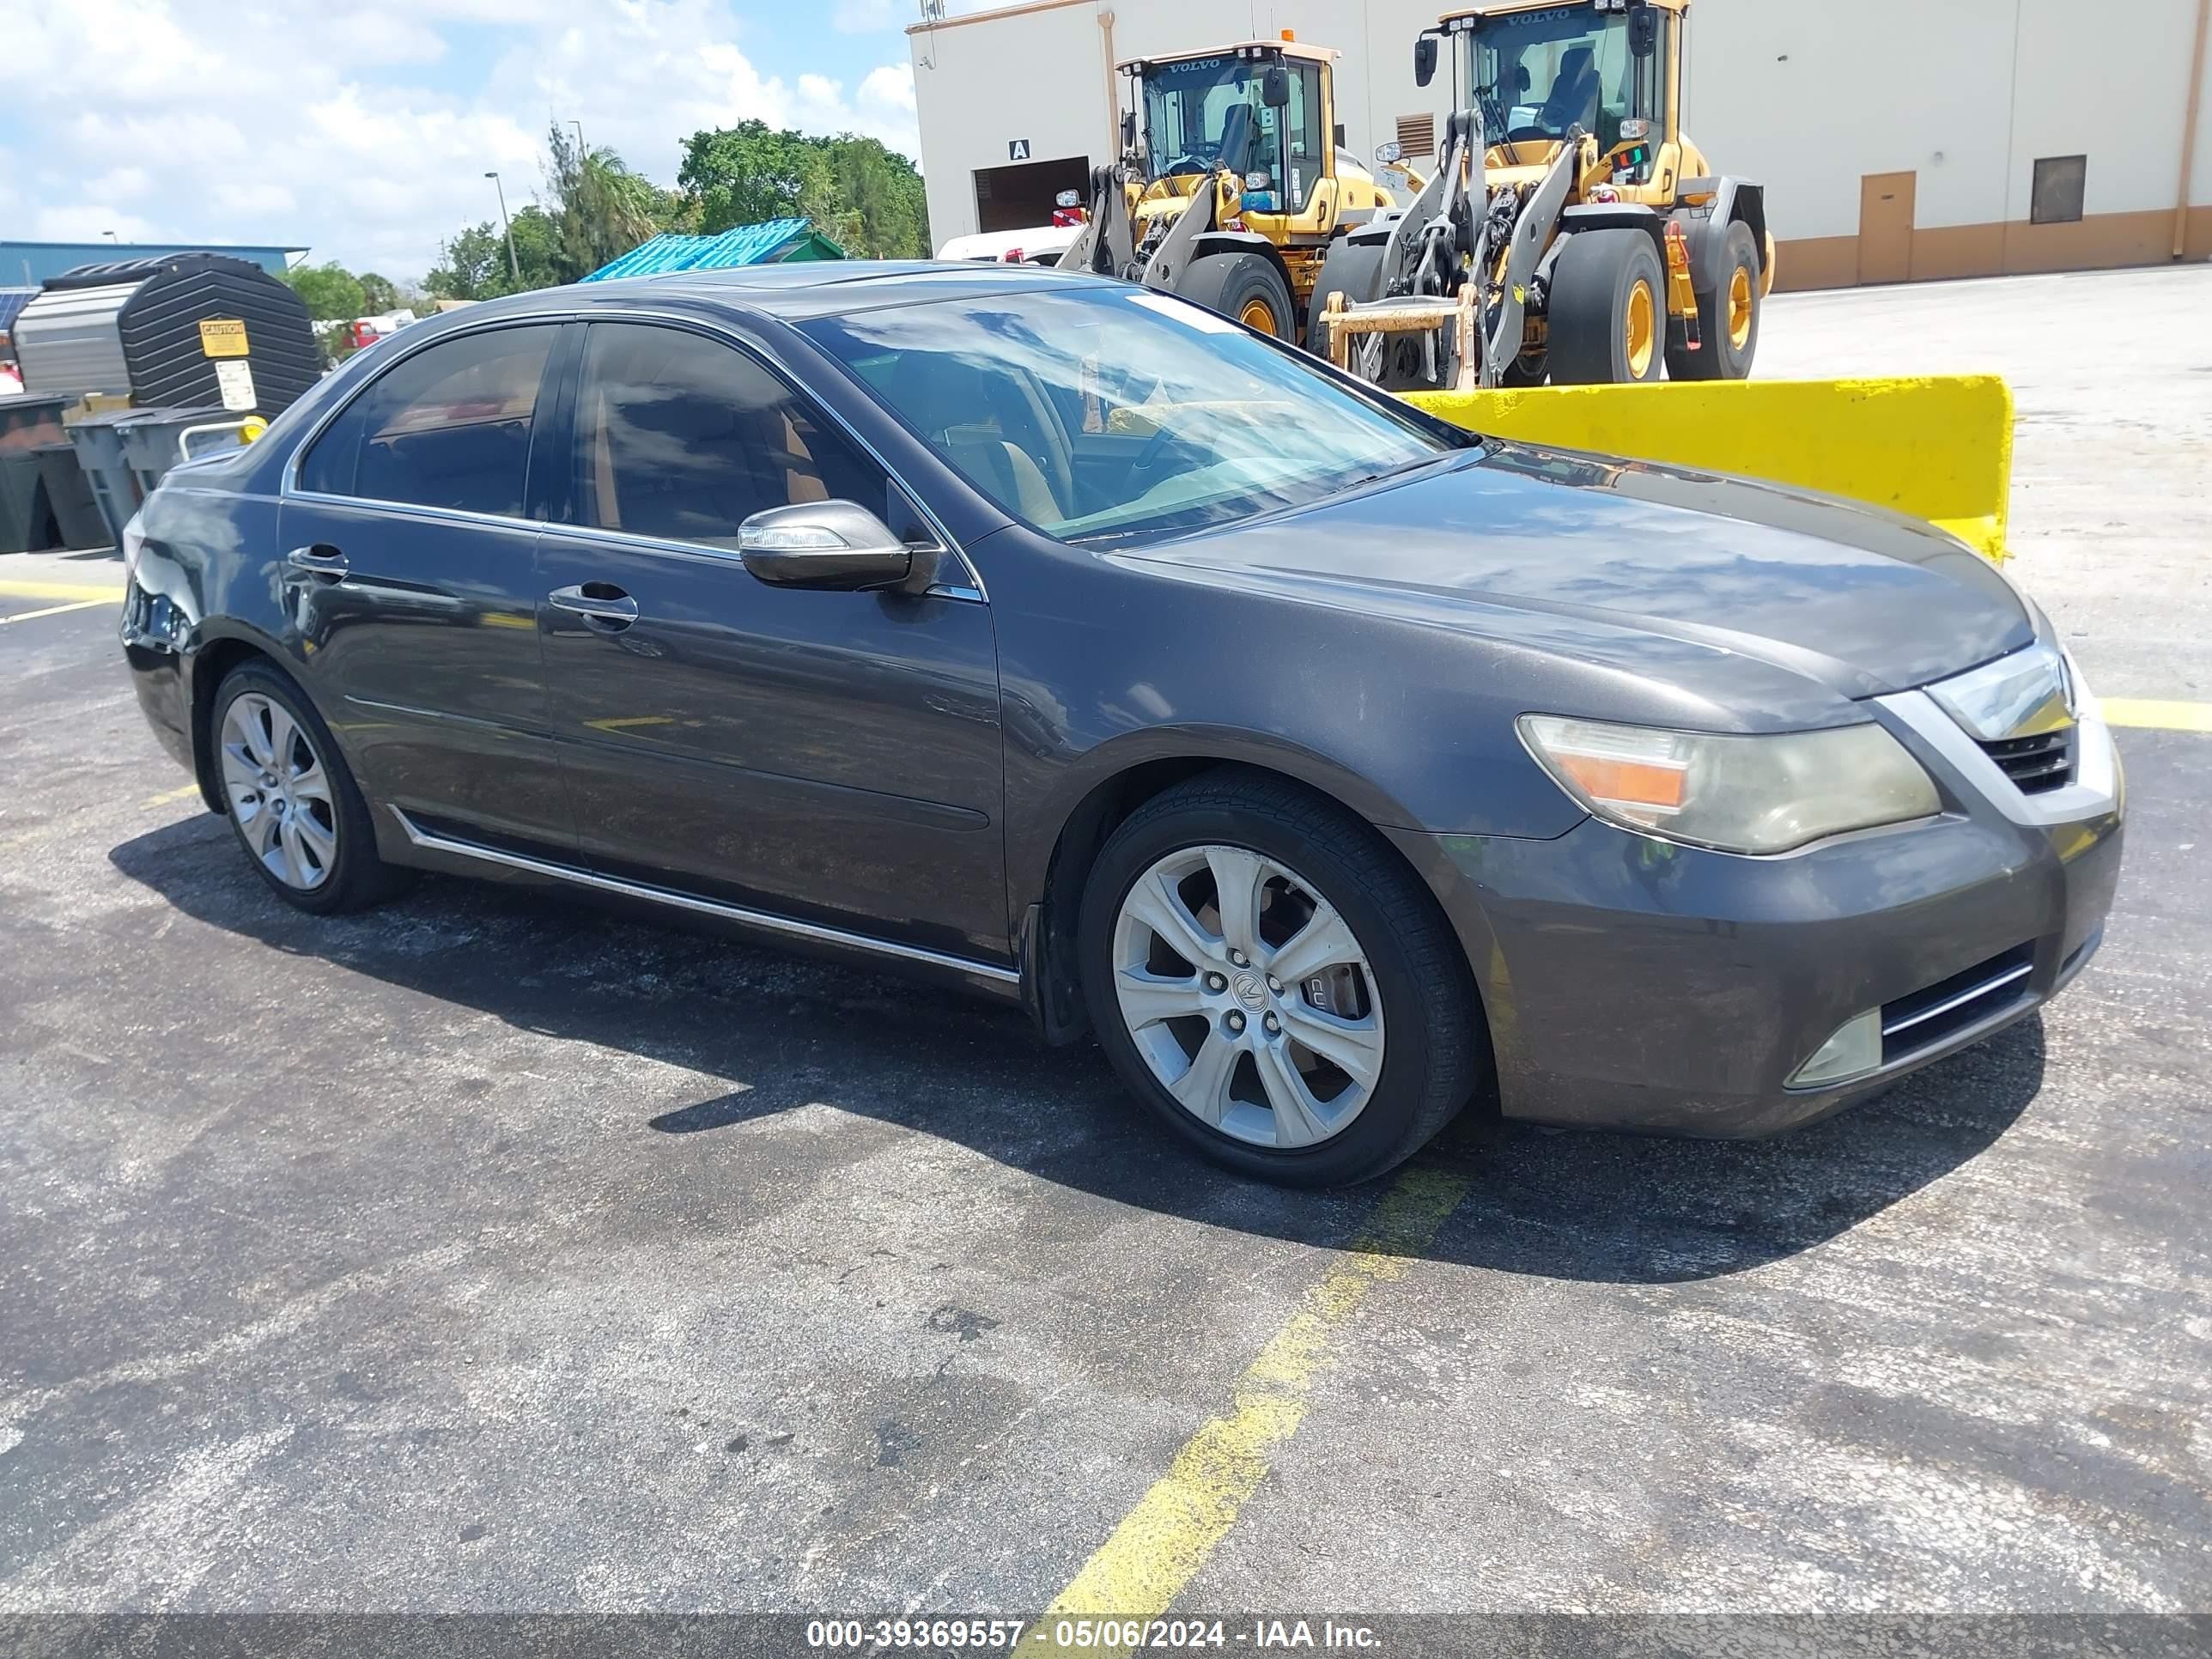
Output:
[{"xmin": 450, "ymin": 260, "xmax": 1109, "ymax": 327}]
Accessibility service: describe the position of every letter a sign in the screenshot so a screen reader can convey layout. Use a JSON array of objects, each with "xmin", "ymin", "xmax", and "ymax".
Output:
[{"xmin": 1009, "ymin": 138, "xmax": 1031, "ymax": 161}]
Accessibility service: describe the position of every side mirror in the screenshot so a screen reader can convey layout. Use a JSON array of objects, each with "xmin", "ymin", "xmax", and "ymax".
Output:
[
  {"xmin": 1261, "ymin": 64, "xmax": 1290, "ymax": 108},
  {"xmin": 1630, "ymin": 6, "xmax": 1659, "ymax": 57},
  {"xmin": 1374, "ymin": 140, "xmax": 1402, "ymax": 167},
  {"xmin": 738, "ymin": 501, "xmax": 912, "ymax": 592},
  {"xmin": 1120, "ymin": 109, "xmax": 1138, "ymax": 152},
  {"xmin": 1413, "ymin": 36, "xmax": 1438, "ymax": 88}
]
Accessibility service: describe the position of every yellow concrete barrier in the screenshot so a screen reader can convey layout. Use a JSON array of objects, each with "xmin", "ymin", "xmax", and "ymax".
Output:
[{"xmin": 1403, "ymin": 375, "xmax": 2015, "ymax": 562}]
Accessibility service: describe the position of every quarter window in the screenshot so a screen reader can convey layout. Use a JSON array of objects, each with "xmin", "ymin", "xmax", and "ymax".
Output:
[
  {"xmin": 297, "ymin": 325, "xmax": 555, "ymax": 516},
  {"xmin": 571, "ymin": 323, "xmax": 887, "ymax": 550}
]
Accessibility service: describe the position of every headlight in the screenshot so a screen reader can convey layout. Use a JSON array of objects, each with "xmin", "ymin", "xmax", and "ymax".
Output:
[{"xmin": 1517, "ymin": 714, "xmax": 1942, "ymax": 855}]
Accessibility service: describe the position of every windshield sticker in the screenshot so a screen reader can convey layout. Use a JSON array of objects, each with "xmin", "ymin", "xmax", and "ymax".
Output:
[{"xmin": 1128, "ymin": 292, "xmax": 1242, "ymax": 334}]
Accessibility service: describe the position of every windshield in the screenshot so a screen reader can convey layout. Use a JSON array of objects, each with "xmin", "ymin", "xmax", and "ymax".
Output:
[
  {"xmin": 1140, "ymin": 55, "xmax": 1294, "ymax": 189},
  {"xmin": 1459, "ymin": 4, "xmax": 1638, "ymax": 149},
  {"xmin": 799, "ymin": 286, "xmax": 1457, "ymax": 545}
]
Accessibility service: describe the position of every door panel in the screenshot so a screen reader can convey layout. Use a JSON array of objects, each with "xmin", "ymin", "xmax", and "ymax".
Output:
[
  {"xmin": 278, "ymin": 499, "xmax": 565, "ymax": 848},
  {"xmin": 280, "ymin": 322, "xmax": 570, "ymax": 850},
  {"xmin": 1858, "ymin": 171, "xmax": 1916, "ymax": 285},
  {"xmin": 538, "ymin": 321, "xmax": 1007, "ymax": 961}
]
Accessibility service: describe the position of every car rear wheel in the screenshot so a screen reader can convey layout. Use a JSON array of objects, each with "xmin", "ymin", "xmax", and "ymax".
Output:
[
  {"xmin": 213, "ymin": 661, "xmax": 404, "ymax": 914},
  {"xmin": 1079, "ymin": 771, "xmax": 1485, "ymax": 1187}
]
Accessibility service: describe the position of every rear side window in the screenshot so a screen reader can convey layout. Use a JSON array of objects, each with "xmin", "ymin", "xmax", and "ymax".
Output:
[
  {"xmin": 571, "ymin": 322, "xmax": 886, "ymax": 550},
  {"xmin": 298, "ymin": 325, "xmax": 556, "ymax": 517}
]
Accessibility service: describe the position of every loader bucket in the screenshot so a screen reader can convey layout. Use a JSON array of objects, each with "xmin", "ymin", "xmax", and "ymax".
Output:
[{"xmin": 1402, "ymin": 376, "xmax": 2015, "ymax": 562}]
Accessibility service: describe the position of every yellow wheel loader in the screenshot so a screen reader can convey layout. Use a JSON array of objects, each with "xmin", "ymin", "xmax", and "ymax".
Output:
[
  {"xmin": 1315, "ymin": 0, "xmax": 1777, "ymax": 390},
  {"xmin": 1055, "ymin": 37, "xmax": 1411, "ymax": 342}
]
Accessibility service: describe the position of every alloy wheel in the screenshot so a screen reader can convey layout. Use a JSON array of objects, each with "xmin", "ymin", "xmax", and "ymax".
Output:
[
  {"xmin": 218, "ymin": 692, "xmax": 339, "ymax": 891},
  {"xmin": 1110, "ymin": 843, "xmax": 1386, "ymax": 1149}
]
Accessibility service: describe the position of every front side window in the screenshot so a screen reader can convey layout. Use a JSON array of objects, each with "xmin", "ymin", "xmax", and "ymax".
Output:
[
  {"xmin": 1463, "ymin": 5, "xmax": 1636, "ymax": 149},
  {"xmin": 297, "ymin": 325, "xmax": 555, "ymax": 516},
  {"xmin": 571, "ymin": 323, "xmax": 887, "ymax": 550},
  {"xmin": 801, "ymin": 286, "xmax": 1456, "ymax": 545},
  {"xmin": 1139, "ymin": 55, "xmax": 1310, "ymax": 197}
]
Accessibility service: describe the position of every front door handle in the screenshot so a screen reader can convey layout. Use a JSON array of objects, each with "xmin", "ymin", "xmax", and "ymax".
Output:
[
  {"xmin": 549, "ymin": 582, "xmax": 640, "ymax": 629},
  {"xmin": 283, "ymin": 544, "xmax": 349, "ymax": 580}
]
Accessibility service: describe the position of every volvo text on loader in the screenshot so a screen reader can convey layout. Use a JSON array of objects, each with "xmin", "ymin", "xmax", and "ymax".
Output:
[
  {"xmin": 1056, "ymin": 36, "xmax": 1412, "ymax": 340},
  {"xmin": 1313, "ymin": 0, "xmax": 1777, "ymax": 390}
]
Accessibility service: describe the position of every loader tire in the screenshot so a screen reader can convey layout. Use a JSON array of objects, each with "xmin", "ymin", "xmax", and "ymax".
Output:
[
  {"xmin": 1666, "ymin": 219, "xmax": 1761, "ymax": 381},
  {"xmin": 1547, "ymin": 229, "xmax": 1666, "ymax": 386},
  {"xmin": 1306, "ymin": 237, "xmax": 1387, "ymax": 363},
  {"xmin": 1178, "ymin": 252, "xmax": 1295, "ymax": 340}
]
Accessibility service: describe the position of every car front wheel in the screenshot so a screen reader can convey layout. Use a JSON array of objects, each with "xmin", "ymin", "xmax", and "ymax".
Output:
[{"xmin": 1079, "ymin": 772, "xmax": 1485, "ymax": 1186}]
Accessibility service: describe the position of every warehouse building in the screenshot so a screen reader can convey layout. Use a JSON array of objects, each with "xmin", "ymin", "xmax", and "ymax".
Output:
[{"xmin": 908, "ymin": 0, "xmax": 2212, "ymax": 289}]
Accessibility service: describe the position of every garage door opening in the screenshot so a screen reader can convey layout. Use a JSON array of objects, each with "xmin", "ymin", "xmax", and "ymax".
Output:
[{"xmin": 973, "ymin": 156, "xmax": 1090, "ymax": 234}]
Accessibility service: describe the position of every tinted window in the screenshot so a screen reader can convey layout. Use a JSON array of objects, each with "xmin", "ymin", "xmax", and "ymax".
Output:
[
  {"xmin": 573, "ymin": 323, "xmax": 886, "ymax": 550},
  {"xmin": 298, "ymin": 325, "xmax": 555, "ymax": 516}
]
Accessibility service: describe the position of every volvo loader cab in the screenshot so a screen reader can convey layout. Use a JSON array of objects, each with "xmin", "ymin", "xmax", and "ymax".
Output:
[
  {"xmin": 1056, "ymin": 37, "xmax": 1410, "ymax": 340},
  {"xmin": 1313, "ymin": 0, "xmax": 1775, "ymax": 388}
]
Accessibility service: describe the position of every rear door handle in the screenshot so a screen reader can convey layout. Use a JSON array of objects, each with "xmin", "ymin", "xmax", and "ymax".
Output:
[
  {"xmin": 549, "ymin": 582, "xmax": 640, "ymax": 628},
  {"xmin": 283, "ymin": 544, "xmax": 349, "ymax": 580}
]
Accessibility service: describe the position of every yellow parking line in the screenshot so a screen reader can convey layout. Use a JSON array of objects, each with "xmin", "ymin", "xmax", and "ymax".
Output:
[
  {"xmin": 0, "ymin": 580, "xmax": 125, "ymax": 603},
  {"xmin": 142, "ymin": 782, "xmax": 203, "ymax": 808},
  {"xmin": 0, "ymin": 599, "xmax": 110, "ymax": 624},
  {"xmin": 1030, "ymin": 1167, "xmax": 1468, "ymax": 1638},
  {"xmin": 2103, "ymin": 698, "xmax": 2212, "ymax": 733}
]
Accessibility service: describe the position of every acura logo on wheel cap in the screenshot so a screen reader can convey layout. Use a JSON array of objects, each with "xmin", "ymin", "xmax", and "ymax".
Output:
[{"xmin": 1231, "ymin": 971, "xmax": 1267, "ymax": 1011}]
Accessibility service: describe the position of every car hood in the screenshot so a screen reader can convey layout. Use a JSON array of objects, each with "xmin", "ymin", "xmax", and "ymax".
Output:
[{"xmin": 1133, "ymin": 443, "xmax": 2033, "ymax": 714}]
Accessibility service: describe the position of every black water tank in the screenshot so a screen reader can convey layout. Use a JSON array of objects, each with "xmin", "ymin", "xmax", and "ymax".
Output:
[{"xmin": 12, "ymin": 252, "xmax": 319, "ymax": 416}]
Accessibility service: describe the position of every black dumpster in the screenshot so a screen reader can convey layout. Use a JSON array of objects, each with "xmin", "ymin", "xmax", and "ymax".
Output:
[
  {"xmin": 0, "ymin": 453, "xmax": 56, "ymax": 553},
  {"xmin": 30, "ymin": 442, "xmax": 110, "ymax": 550}
]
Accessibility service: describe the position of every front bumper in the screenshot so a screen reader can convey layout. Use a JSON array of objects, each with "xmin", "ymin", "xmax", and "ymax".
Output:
[{"xmin": 1391, "ymin": 696, "xmax": 2124, "ymax": 1137}]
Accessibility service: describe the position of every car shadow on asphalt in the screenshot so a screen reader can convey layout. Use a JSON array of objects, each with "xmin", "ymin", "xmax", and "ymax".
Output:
[{"xmin": 111, "ymin": 817, "xmax": 2044, "ymax": 1287}]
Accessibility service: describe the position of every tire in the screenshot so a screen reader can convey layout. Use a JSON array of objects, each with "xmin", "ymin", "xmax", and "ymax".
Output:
[
  {"xmin": 1665, "ymin": 218, "xmax": 1761, "ymax": 381},
  {"xmin": 1175, "ymin": 250, "xmax": 1296, "ymax": 340},
  {"xmin": 1546, "ymin": 228, "xmax": 1667, "ymax": 386},
  {"xmin": 210, "ymin": 660, "xmax": 406, "ymax": 915},
  {"xmin": 1078, "ymin": 769, "xmax": 1486, "ymax": 1188},
  {"xmin": 1305, "ymin": 235, "xmax": 1387, "ymax": 363}
]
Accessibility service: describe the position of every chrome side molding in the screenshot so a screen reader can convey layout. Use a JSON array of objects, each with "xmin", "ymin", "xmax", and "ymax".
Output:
[{"xmin": 386, "ymin": 806, "xmax": 1021, "ymax": 986}]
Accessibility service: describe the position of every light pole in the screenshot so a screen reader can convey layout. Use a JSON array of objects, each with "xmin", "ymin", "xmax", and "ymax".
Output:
[
  {"xmin": 485, "ymin": 170, "xmax": 520, "ymax": 284},
  {"xmin": 568, "ymin": 119, "xmax": 586, "ymax": 157}
]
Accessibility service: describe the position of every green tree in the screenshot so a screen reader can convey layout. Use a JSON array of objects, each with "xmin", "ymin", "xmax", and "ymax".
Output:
[
  {"xmin": 544, "ymin": 121, "xmax": 675, "ymax": 280},
  {"xmin": 357, "ymin": 271, "xmax": 400, "ymax": 313},
  {"xmin": 679, "ymin": 120, "xmax": 823, "ymax": 233},
  {"xmin": 425, "ymin": 205, "xmax": 565, "ymax": 301},
  {"xmin": 825, "ymin": 136, "xmax": 930, "ymax": 258},
  {"xmin": 678, "ymin": 122, "xmax": 929, "ymax": 257},
  {"xmin": 282, "ymin": 260, "xmax": 367, "ymax": 320}
]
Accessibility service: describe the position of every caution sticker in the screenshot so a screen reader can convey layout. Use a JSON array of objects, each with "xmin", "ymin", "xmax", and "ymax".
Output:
[{"xmin": 198, "ymin": 319, "xmax": 250, "ymax": 358}]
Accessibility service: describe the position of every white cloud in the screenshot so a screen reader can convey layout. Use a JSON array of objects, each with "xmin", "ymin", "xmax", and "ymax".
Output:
[{"xmin": 4, "ymin": 0, "xmax": 927, "ymax": 281}]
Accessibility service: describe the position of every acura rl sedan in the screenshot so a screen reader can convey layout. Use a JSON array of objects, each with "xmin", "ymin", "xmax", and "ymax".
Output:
[{"xmin": 120, "ymin": 262, "xmax": 2121, "ymax": 1186}]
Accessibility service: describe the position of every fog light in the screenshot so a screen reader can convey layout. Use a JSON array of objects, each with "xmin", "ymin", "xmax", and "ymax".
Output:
[{"xmin": 1787, "ymin": 1008, "xmax": 1883, "ymax": 1089}]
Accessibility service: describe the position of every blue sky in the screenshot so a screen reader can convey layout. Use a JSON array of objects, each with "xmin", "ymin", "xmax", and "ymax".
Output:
[{"xmin": 2, "ymin": 0, "xmax": 924, "ymax": 282}]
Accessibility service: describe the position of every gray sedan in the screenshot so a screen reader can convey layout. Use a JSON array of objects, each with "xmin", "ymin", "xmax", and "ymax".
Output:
[{"xmin": 120, "ymin": 263, "xmax": 2120, "ymax": 1186}]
